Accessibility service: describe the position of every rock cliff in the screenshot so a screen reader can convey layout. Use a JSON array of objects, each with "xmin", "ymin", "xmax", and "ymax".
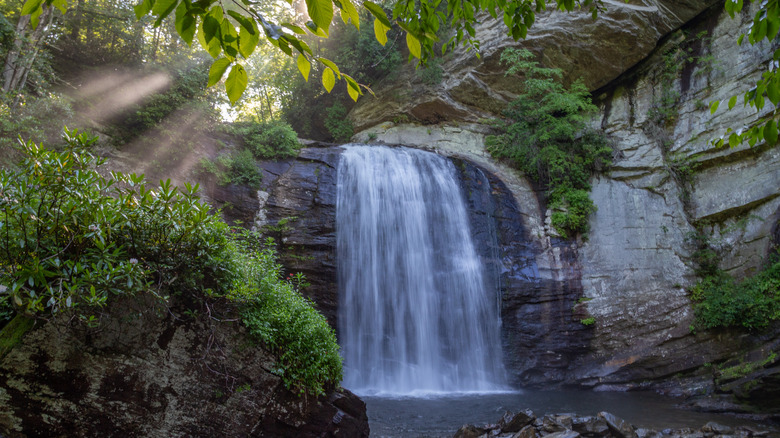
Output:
[{"xmin": 341, "ymin": 0, "xmax": 780, "ymax": 403}]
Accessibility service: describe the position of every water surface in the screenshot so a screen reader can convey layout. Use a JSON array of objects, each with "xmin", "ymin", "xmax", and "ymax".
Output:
[{"xmin": 363, "ymin": 391, "xmax": 775, "ymax": 437}]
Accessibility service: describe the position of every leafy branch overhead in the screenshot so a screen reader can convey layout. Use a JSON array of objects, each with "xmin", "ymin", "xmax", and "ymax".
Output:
[{"xmin": 21, "ymin": 0, "xmax": 610, "ymax": 104}]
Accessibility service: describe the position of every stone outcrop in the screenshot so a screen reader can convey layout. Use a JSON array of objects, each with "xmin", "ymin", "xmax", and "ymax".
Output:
[
  {"xmin": 255, "ymin": 146, "xmax": 342, "ymax": 328},
  {"xmin": 454, "ymin": 157, "xmax": 593, "ymax": 385},
  {"xmin": 454, "ymin": 410, "xmax": 773, "ymax": 438},
  {"xmin": 348, "ymin": 1, "xmax": 720, "ymax": 132},
  {"xmin": 0, "ymin": 296, "xmax": 369, "ymax": 437}
]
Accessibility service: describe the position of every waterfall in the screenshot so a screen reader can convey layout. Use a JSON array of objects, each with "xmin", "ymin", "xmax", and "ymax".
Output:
[{"xmin": 337, "ymin": 145, "xmax": 507, "ymax": 395}]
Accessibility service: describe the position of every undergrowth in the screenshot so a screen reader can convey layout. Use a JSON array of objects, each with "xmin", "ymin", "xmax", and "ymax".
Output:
[
  {"xmin": 690, "ymin": 254, "xmax": 780, "ymax": 331},
  {"xmin": 687, "ymin": 224, "xmax": 780, "ymax": 331}
]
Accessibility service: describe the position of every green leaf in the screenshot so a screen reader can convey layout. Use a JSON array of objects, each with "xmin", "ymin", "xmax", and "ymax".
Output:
[
  {"xmin": 765, "ymin": 119, "xmax": 778, "ymax": 146},
  {"xmin": 50, "ymin": 0, "xmax": 67, "ymax": 14},
  {"xmin": 202, "ymin": 15, "xmax": 220, "ymax": 43},
  {"xmin": 406, "ymin": 32, "xmax": 422, "ymax": 59},
  {"xmin": 307, "ymin": 0, "xmax": 334, "ymax": 35},
  {"xmin": 728, "ymin": 95, "xmax": 738, "ymax": 110},
  {"xmin": 728, "ymin": 132, "xmax": 739, "ymax": 148},
  {"xmin": 305, "ymin": 20, "xmax": 329, "ymax": 37},
  {"xmin": 134, "ymin": 0, "xmax": 154, "ymax": 19},
  {"xmin": 319, "ymin": 57, "xmax": 341, "ymax": 79},
  {"xmin": 198, "ymin": 25, "xmax": 222, "ymax": 58},
  {"xmin": 768, "ymin": 81, "xmax": 780, "ymax": 106},
  {"xmin": 225, "ymin": 64, "xmax": 248, "ymax": 105},
  {"xmin": 239, "ymin": 23, "xmax": 260, "ymax": 57},
  {"xmin": 347, "ymin": 82, "xmax": 359, "ymax": 101},
  {"xmin": 152, "ymin": 0, "xmax": 178, "ymax": 22},
  {"xmin": 29, "ymin": 5, "xmax": 43, "ymax": 28},
  {"xmin": 297, "ymin": 55, "xmax": 311, "ymax": 81},
  {"xmin": 208, "ymin": 58, "xmax": 231, "ymax": 86},
  {"xmin": 20, "ymin": 0, "xmax": 43, "ymax": 17},
  {"xmin": 277, "ymin": 38, "xmax": 292, "ymax": 56},
  {"xmin": 227, "ymin": 10, "xmax": 256, "ymax": 34},
  {"xmin": 364, "ymin": 1, "xmax": 391, "ymax": 27},
  {"xmin": 709, "ymin": 100, "xmax": 720, "ymax": 114},
  {"xmin": 340, "ymin": 0, "xmax": 360, "ymax": 29},
  {"xmin": 754, "ymin": 16, "xmax": 768, "ymax": 43},
  {"xmin": 767, "ymin": 6, "xmax": 780, "ymax": 40},
  {"xmin": 283, "ymin": 35, "xmax": 312, "ymax": 55},
  {"xmin": 373, "ymin": 18, "xmax": 390, "ymax": 46},
  {"xmin": 282, "ymin": 23, "xmax": 307, "ymax": 34},
  {"xmin": 175, "ymin": 2, "xmax": 197, "ymax": 45},
  {"xmin": 322, "ymin": 67, "xmax": 336, "ymax": 93}
]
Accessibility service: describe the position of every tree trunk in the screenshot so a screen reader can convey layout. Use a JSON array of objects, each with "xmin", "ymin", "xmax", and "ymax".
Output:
[{"xmin": 2, "ymin": 5, "xmax": 55, "ymax": 104}]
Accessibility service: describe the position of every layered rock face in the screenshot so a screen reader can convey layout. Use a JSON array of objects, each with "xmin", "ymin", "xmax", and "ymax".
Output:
[
  {"xmin": 348, "ymin": 0, "xmax": 720, "ymax": 131},
  {"xmin": 345, "ymin": 0, "xmax": 780, "ymax": 394},
  {"xmin": 0, "ymin": 297, "xmax": 369, "ymax": 437}
]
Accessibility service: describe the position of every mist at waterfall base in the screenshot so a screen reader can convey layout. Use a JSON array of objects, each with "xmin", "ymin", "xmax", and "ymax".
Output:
[{"xmin": 334, "ymin": 146, "xmax": 754, "ymax": 437}]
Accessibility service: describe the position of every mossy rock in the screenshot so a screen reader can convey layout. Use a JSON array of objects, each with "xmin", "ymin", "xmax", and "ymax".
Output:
[{"xmin": 0, "ymin": 315, "xmax": 35, "ymax": 360}]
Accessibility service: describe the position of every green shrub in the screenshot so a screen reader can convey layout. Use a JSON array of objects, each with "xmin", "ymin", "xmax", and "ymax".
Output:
[
  {"xmin": 0, "ymin": 129, "xmax": 151, "ymax": 320},
  {"xmin": 0, "ymin": 128, "xmax": 235, "ymax": 319},
  {"xmin": 486, "ymin": 48, "xmax": 612, "ymax": 238},
  {"xmin": 224, "ymin": 120, "xmax": 301, "ymax": 160},
  {"xmin": 227, "ymin": 149, "xmax": 262, "ymax": 188},
  {"xmin": 324, "ymin": 102, "xmax": 354, "ymax": 143},
  {"xmin": 226, "ymin": 234, "xmax": 342, "ymax": 396},
  {"xmin": 690, "ymin": 256, "xmax": 780, "ymax": 330},
  {"xmin": 196, "ymin": 150, "xmax": 262, "ymax": 189}
]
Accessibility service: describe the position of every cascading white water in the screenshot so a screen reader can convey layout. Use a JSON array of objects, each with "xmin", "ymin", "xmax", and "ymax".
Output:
[{"xmin": 337, "ymin": 145, "xmax": 507, "ymax": 395}]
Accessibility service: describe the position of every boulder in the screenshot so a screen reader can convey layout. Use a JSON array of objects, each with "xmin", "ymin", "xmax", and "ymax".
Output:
[
  {"xmin": 455, "ymin": 424, "xmax": 489, "ymax": 438},
  {"xmin": 349, "ymin": 1, "xmax": 721, "ymax": 131},
  {"xmin": 598, "ymin": 412, "xmax": 638, "ymax": 438},
  {"xmin": 500, "ymin": 410, "xmax": 537, "ymax": 433},
  {"xmin": 571, "ymin": 415, "xmax": 610, "ymax": 437},
  {"xmin": 0, "ymin": 296, "xmax": 369, "ymax": 437}
]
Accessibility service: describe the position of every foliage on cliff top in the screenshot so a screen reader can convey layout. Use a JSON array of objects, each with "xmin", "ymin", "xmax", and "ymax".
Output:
[
  {"xmin": 223, "ymin": 119, "xmax": 301, "ymax": 160},
  {"xmin": 0, "ymin": 127, "xmax": 341, "ymax": 395},
  {"xmin": 485, "ymin": 48, "xmax": 612, "ymax": 238}
]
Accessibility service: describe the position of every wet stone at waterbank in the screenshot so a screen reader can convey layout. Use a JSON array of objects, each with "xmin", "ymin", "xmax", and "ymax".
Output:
[{"xmin": 454, "ymin": 410, "xmax": 776, "ymax": 438}]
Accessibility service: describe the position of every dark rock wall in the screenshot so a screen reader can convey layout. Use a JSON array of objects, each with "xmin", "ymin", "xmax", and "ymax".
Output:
[
  {"xmin": 453, "ymin": 158, "xmax": 592, "ymax": 386},
  {"xmin": 0, "ymin": 296, "xmax": 369, "ymax": 437},
  {"xmin": 260, "ymin": 147, "xmax": 341, "ymax": 329}
]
